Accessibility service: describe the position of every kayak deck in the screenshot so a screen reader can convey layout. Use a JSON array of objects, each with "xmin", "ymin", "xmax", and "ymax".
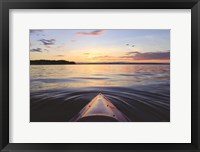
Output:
[{"xmin": 71, "ymin": 93, "xmax": 129, "ymax": 122}]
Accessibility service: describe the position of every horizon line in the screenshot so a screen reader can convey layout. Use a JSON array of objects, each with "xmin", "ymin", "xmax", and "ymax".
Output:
[{"xmin": 30, "ymin": 60, "xmax": 170, "ymax": 64}]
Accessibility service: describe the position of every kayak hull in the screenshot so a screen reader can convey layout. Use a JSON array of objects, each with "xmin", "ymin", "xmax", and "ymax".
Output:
[{"xmin": 71, "ymin": 93, "xmax": 129, "ymax": 122}]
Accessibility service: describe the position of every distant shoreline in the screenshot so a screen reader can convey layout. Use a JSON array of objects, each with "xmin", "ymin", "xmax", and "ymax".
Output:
[
  {"xmin": 30, "ymin": 60, "xmax": 76, "ymax": 65},
  {"xmin": 30, "ymin": 60, "xmax": 169, "ymax": 65}
]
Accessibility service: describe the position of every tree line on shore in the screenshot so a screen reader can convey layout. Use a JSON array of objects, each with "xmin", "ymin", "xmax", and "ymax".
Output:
[{"xmin": 30, "ymin": 60, "xmax": 76, "ymax": 65}]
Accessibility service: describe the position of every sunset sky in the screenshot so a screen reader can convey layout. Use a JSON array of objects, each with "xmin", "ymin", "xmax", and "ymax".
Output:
[{"xmin": 30, "ymin": 29, "xmax": 170, "ymax": 63}]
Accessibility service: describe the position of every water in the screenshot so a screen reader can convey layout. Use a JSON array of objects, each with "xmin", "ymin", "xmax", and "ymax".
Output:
[{"xmin": 30, "ymin": 64, "xmax": 170, "ymax": 122}]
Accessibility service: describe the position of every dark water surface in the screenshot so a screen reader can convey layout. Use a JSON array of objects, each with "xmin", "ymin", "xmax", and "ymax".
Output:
[{"xmin": 30, "ymin": 64, "xmax": 170, "ymax": 122}]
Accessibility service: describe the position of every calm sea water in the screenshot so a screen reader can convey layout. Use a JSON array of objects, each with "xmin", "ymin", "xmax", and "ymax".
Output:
[{"xmin": 30, "ymin": 64, "xmax": 170, "ymax": 122}]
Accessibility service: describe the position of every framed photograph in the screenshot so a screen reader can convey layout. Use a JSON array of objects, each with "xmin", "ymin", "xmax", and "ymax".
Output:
[{"xmin": 0, "ymin": 0, "xmax": 200, "ymax": 151}]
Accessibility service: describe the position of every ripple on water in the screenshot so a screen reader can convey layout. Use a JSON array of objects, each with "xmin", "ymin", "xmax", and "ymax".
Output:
[{"xmin": 30, "ymin": 82, "xmax": 170, "ymax": 122}]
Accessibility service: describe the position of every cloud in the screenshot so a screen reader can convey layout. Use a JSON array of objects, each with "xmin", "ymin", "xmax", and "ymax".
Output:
[
  {"xmin": 45, "ymin": 45, "xmax": 53, "ymax": 49},
  {"xmin": 91, "ymin": 55, "xmax": 121, "ymax": 61},
  {"xmin": 39, "ymin": 39, "xmax": 56, "ymax": 45},
  {"xmin": 30, "ymin": 48, "xmax": 42, "ymax": 52},
  {"xmin": 83, "ymin": 53, "xmax": 90, "ymax": 55},
  {"xmin": 75, "ymin": 30, "xmax": 105, "ymax": 36},
  {"xmin": 126, "ymin": 51, "xmax": 140, "ymax": 55},
  {"xmin": 123, "ymin": 51, "xmax": 170, "ymax": 60},
  {"xmin": 56, "ymin": 55, "xmax": 64, "ymax": 57},
  {"xmin": 92, "ymin": 55, "xmax": 111, "ymax": 59}
]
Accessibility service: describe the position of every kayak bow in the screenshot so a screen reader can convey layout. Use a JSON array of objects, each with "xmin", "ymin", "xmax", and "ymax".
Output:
[{"xmin": 71, "ymin": 93, "xmax": 129, "ymax": 122}]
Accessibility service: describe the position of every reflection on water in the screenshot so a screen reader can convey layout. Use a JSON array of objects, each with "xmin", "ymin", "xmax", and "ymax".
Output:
[{"xmin": 30, "ymin": 64, "xmax": 170, "ymax": 122}]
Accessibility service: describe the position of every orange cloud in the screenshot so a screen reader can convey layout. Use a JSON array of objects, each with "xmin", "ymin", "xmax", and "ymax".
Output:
[{"xmin": 75, "ymin": 30, "xmax": 105, "ymax": 36}]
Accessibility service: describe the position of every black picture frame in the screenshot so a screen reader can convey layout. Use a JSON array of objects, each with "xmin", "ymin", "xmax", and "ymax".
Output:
[{"xmin": 0, "ymin": 0, "xmax": 200, "ymax": 151}]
